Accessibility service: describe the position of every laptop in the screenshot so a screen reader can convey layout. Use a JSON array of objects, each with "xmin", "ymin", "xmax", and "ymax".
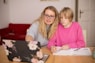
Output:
[{"xmin": 2, "ymin": 39, "xmax": 49, "ymax": 63}]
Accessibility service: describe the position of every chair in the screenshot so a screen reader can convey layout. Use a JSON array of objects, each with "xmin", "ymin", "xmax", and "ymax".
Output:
[{"xmin": 83, "ymin": 30, "xmax": 87, "ymax": 46}]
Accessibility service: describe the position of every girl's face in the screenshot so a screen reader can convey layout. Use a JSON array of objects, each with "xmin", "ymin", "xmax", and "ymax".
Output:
[
  {"xmin": 44, "ymin": 9, "xmax": 55, "ymax": 25},
  {"xmin": 60, "ymin": 14, "xmax": 71, "ymax": 28}
]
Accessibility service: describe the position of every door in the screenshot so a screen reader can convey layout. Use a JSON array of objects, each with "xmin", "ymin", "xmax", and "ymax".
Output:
[{"xmin": 78, "ymin": 0, "xmax": 95, "ymax": 46}]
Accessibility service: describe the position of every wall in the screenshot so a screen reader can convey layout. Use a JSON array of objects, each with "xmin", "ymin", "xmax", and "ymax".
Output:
[
  {"xmin": 0, "ymin": 0, "xmax": 10, "ymax": 29},
  {"xmin": 9, "ymin": 0, "xmax": 75, "ymax": 24}
]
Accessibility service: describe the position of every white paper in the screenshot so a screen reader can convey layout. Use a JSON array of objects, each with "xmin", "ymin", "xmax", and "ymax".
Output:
[{"xmin": 53, "ymin": 47, "xmax": 92, "ymax": 56}]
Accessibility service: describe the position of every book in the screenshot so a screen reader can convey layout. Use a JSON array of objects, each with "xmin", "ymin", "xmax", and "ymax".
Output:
[{"xmin": 53, "ymin": 47, "xmax": 92, "ymax": 56}]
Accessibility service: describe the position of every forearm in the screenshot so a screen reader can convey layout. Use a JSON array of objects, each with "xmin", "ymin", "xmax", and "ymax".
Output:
[
  {"xmin": 47, "ymin": 43, "xmax": 53, "ymax": 49},
  {"xmin": 47, "ymin": 41, "xmax": 56, "ymax": 49},
  {"xmin": 69, "ymin": 41, "xmax": 85, "ymax": 48},
  {"xmin": 76, "ymin": 41, "xmax": 85, "ymax": 48},
  {"xmin": 25, "ymin": 35, "xmax": 34, "ymax": 42}
]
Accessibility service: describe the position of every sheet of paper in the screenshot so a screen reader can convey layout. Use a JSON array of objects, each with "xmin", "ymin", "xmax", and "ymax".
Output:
[{"xmin": 53, "ymin": 47, "xmax": 92, "ymax": 56}]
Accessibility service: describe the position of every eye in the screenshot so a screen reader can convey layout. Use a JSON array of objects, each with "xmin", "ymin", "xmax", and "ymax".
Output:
[
  {"xmin": 44, "ymin": 14, "xmax": 55, "ymax": 18},
  {"xmin": 50, "ymin": 15, "xmax": 55, "ymax": 18}
]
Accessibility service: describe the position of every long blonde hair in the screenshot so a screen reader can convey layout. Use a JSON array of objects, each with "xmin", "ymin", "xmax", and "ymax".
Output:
[{"xmin": 34, "ymin": 6, "xmax": 59, "ymax": 39}]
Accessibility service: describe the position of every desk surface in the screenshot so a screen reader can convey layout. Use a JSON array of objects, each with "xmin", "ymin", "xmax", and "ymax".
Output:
[
  {"xmin": 0, "ymin": 45, "xmax": 95, "ymax": 63},
  {"xmin": 42, "ymin": 47, "xmax": 95, "ymax": 63}
]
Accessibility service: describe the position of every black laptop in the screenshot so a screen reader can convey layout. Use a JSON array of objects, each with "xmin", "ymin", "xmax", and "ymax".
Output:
[{"xmin": 2, "ymin": 39, "xmax": 49, "ymax": 63}]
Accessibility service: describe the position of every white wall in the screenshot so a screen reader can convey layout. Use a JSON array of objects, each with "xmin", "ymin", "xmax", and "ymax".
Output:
[
  {"xmin": 0, "ymin": 0, "xmax": 10, "ymax": 29},
  {"xmin": 9, "ymin": 0, "xmax": 75, "ymax": 24}
]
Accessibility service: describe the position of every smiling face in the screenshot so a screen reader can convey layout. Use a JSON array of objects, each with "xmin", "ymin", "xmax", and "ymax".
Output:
[
  {"xmin": 44, "ymin": 9, "xmax": 55, "ymax": 25},
  {"xmin": 38, "ymin": 6, "xmax": 59, "ymax": 39}
]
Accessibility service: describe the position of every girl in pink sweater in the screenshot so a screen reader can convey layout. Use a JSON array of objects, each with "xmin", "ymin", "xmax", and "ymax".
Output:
[{"xmin": 47, "ymin": 7, "xmax": 85, "ymax": 52}]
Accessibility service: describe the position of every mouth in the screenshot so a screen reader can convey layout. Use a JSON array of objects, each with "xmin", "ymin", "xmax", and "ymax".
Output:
[{"xmin": 46, "ymin": 20, "xmax": 51, "ymax": 22}]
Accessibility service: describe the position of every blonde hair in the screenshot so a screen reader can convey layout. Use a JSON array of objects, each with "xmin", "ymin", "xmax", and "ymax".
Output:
[
  {"xmin": 33, "ymin": 6, "xmax": 59, "ymax": 39},
  {"xmin": 60, "ymin": 7, "xmax": 73, "ymax": 22}
]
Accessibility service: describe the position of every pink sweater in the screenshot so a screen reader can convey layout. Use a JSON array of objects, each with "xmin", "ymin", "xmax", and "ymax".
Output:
[{"xmin": 47, "ymin": 22, "xmax": 85, "ymax": 49}]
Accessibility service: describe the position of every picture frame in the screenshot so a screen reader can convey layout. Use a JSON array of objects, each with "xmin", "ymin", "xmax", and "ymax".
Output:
[{"xmin": 40, "ymin": 0, "xmax": 59, "ymax": 1}]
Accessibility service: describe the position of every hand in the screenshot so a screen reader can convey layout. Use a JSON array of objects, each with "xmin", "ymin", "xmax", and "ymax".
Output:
[
  {"xmin": 13, "ymin": 57, "xmax": 21, "ymax": 62},
  {"xmin": 51, "ymin": 46, "xmax": 57, "ymax": 53},
  {"xmin": 31, "ymin": 57, "xmax": 38, "ymax": 63},
  {"xmin": 62, "ymin": 45, "xmax": 69, "ymax": 50},
  {"xmin": 36, "ymin": 49, "xmax": 43, "ymax": 59}
]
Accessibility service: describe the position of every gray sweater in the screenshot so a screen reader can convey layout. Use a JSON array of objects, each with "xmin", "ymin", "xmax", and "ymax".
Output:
[{"xmin": 26, "ymin": 21, "xmax": 48, "ymax": 46}]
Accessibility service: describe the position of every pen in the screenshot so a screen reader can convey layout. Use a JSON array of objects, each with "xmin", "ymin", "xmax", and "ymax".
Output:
[{"xmin": 74, "ymin": 48, "xmax": 80, "ymax": 51}]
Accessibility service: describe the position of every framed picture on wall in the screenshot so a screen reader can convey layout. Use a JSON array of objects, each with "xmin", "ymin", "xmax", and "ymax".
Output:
[{"xmin": 40, "ymin": 0, "xmax": 59, "ymax": 1}]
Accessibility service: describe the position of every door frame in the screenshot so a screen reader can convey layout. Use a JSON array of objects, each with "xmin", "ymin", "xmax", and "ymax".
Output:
[{"xmin": 75, "ymin": 0, "xmax": 78, "ymax": 22}]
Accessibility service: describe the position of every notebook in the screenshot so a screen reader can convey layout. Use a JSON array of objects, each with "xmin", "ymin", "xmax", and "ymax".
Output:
[
  {"xmin": 53, "ymin": 47, "xmax": 92, "ymax": 56},
  {"xmin": 2, "ymin": 39, "xmax": 49, "ymax": 63}
]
